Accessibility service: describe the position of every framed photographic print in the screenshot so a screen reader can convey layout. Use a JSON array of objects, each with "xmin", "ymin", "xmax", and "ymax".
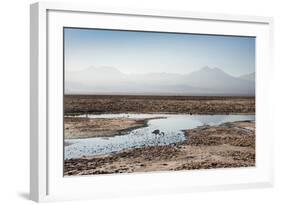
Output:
[{"xmin": 30, "ymin": 2, "xmax": 274, "ymax": 202}]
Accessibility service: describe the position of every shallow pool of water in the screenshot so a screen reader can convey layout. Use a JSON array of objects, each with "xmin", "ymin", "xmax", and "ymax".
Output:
[{"xmin": 64, "ymin": 114, "xmax": 255, "ymax": 159}]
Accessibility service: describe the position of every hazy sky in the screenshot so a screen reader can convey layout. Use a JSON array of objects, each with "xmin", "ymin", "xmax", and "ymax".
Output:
[{"xmin": 64, "ymin": 28, "xmax": 255, "ymax": 77}]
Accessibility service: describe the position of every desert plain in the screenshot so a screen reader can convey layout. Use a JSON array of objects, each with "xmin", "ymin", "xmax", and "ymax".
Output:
[{"xmin": 64, "ymin": 95, "xmax": 255, "ymax": 176}]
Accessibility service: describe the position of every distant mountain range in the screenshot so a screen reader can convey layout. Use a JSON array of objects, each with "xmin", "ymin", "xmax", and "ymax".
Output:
[
  {"xmin": 65, "ymin": 66, "xmax": 255, "ymax": 96},
  {"xmin": 239, "ymin": 72, "xmax": 255, "ymax": 81}
]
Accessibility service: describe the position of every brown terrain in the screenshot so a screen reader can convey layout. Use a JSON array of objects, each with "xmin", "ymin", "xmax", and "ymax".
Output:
[
  {"xmin": 64, "ymin": 95, "xmax": 255, "ymax": 176},
  {"xmin": 64, "ymin": 121, "xmax": 255, "ymax": 175},
  {"xmin": 64, "ymin": 117, "xmax": 159, "ymax": 139},
  {"xmin": 64, "ymin": 95, "xmax": 255, "ymax": 115}
]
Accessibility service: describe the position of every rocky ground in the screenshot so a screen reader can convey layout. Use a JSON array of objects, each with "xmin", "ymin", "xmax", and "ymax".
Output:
[
  {"xmin": 64, "ymin": 121, "xmax": 255, "ymax": 176},
  {"xmin": 64, "ymin": 95, "xmax": 255, "ymax": 115}
]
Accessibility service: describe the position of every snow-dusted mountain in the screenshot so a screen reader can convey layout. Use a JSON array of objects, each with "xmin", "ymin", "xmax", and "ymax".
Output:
[{"xmin": 65, "ymin": 66, "xmax": 255, "ymax": 96}]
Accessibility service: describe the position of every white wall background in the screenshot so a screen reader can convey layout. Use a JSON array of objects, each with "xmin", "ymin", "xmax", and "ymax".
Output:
[{"xmin": 0, "ymin": 0, "xmax": 280, "ymax": 204}]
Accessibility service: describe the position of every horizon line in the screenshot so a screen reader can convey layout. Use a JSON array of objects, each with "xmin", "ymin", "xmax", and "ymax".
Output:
[{"xmin": 65, "ymin": 65, "xmax": 255, "ymax": 77}]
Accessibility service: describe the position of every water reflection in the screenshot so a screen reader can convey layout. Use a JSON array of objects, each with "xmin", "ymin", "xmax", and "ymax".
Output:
[{"xmin": 64, "ymin": 114, "xmax": 255, "ymax": 159}]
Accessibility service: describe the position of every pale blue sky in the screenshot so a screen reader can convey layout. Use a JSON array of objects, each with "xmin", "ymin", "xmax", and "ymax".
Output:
[{"xmin": 64, "ymin": 28, "xmax": 255, "ymax": 77}]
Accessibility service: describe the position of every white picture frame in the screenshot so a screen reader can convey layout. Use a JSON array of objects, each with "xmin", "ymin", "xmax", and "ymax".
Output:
[{"xmin": 30, "ymin": 2, "xmax": 274, "ymax": 202}]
